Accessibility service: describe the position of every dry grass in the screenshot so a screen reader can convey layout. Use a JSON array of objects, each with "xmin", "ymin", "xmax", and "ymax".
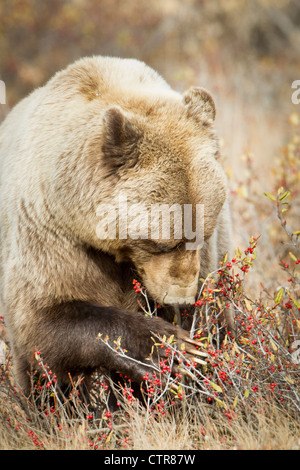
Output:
[
  {"xmin": 125, "ymin": 402, "xmax": 300, "ymax": 450},
  {"xmin": 1, "ymin": 359, "xmax": 299, "ymax": 450}
]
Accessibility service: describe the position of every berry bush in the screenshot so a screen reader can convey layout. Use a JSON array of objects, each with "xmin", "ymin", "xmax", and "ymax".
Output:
[{"xmin": 0, "ymin": 127, "xmax": 299, "ymax": 450}]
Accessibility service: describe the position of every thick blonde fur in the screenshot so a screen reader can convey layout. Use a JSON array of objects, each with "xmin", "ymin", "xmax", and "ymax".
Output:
[{"xmin": 0, "ymin": 56, "xmax": 232, "ymax": 392}]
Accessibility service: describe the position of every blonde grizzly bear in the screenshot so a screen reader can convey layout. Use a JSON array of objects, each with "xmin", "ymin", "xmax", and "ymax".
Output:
[{"xmin": 0, "ymin": 56, "xmax": 233, "ymax": 394}]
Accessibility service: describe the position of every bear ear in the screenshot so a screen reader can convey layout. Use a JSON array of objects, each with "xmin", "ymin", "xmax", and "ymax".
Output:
[
  {"xmin": 183, "ymin": 87, "xmax": 216, "ymax": 123},
  {"xmin": 102, "ymin": 107, "xmax": 141, "ymax": 173},
  {"xmin": 103, "ymin": 107, "xmax": 139, "ymax": 148}
]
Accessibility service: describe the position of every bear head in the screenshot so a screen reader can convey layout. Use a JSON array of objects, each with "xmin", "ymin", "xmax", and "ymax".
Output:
[{"xmin": 56, "ymin": 85, "xmax": 228, "ymax": 307}]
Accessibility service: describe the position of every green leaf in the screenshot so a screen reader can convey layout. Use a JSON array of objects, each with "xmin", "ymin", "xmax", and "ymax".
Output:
[
  {"xmin": 264, "ymin": 192, "xmax": 276, "ymax": 201},
  {"xmin": 210, "ymin": 381, "xmax": 223, "ymax": 393},
  {"xmin": 270, "ymin": 353, "xmax": 275, "ymax": 363},
  {"xmin": 277, "ymin": 186, "xmax": 284, "ymax": 196},
  {"xmin": 270, "ymin": 339, "xmax": 278, "ymax": 351},
  {"xmin": 215, "ymin": 398, "xmax": 226, "ymax": 408},
  {"xmin": 244, "ymin": 389, "xmax": 250, "ymax": 398},
  {"xmin": 293, "ymin": 298, "xmax": 300, "ymax": 309},
  {"xmin": 240, "ymin": 336, "xmax": 249, "ymax": 345},
  {"xmin": 289, "ymin": 252, "xmax": 298, "ymax": 262},
  {"xmin": 222, "ymin": 252, "xmax": 228, "ymax": 265},
  {"xmin": 284, "ymin": 376, "xmax": 295, "ymax": 385},
  {"xmin": 235, "ymin": 247, "xmax": 243, "ymax": 259},
  {"xmin": 113, "ymin": 336, "xmax": 122, "ymax": 348},
  {"xmin": 167, "ymin": 335, "xmax": 175, "ymax": 344},
  {"xmin": 279, "ymin": 190, "xmax": 291, "ymax": 201},
  {"xmin": 274, "ymin": 287, "xmax": 284, "ymax": 304}
]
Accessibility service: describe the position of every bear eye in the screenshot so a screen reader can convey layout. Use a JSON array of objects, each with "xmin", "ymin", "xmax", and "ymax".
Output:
[{"xmin": 148, "ymin": 240, "xmax": 184, "ymax": 254}]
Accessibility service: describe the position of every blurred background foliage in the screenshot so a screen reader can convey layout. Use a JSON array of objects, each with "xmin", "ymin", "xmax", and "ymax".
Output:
[
  {"xmin": 1, "ymin": 0, "xmax": 299, "ymax": 109},
  {"xmin": 0, "ymin": 0, "xmax": 300, "ymax": 287},
  {"xmin": 1, "ymin": 0, "xmax": 300, "ymax": 156}
]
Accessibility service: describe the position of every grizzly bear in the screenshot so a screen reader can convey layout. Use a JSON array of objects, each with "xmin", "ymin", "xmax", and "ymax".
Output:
[{"xmin": 0, "ymin": 56, "xmax": 233, "ymax": 395}]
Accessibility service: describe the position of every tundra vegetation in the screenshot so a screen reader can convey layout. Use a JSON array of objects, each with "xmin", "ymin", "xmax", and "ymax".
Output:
[
  {"xmin": 0, "ymin": 0, "xmax": 299, "ymax": 451},
  {"xmin": 0, "ymin": 129, "xmax": 299, "ymax": 450}
]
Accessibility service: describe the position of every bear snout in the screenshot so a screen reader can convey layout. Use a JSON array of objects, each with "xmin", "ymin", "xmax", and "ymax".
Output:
[{"xmin": 162, "ymin": 283, "xmax": 198, "ymax": 306}]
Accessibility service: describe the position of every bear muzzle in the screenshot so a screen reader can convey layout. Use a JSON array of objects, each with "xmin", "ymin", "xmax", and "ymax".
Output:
[{"xmin": 162, "ymin": 282, "xmax": 198, "ymax": 306}]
